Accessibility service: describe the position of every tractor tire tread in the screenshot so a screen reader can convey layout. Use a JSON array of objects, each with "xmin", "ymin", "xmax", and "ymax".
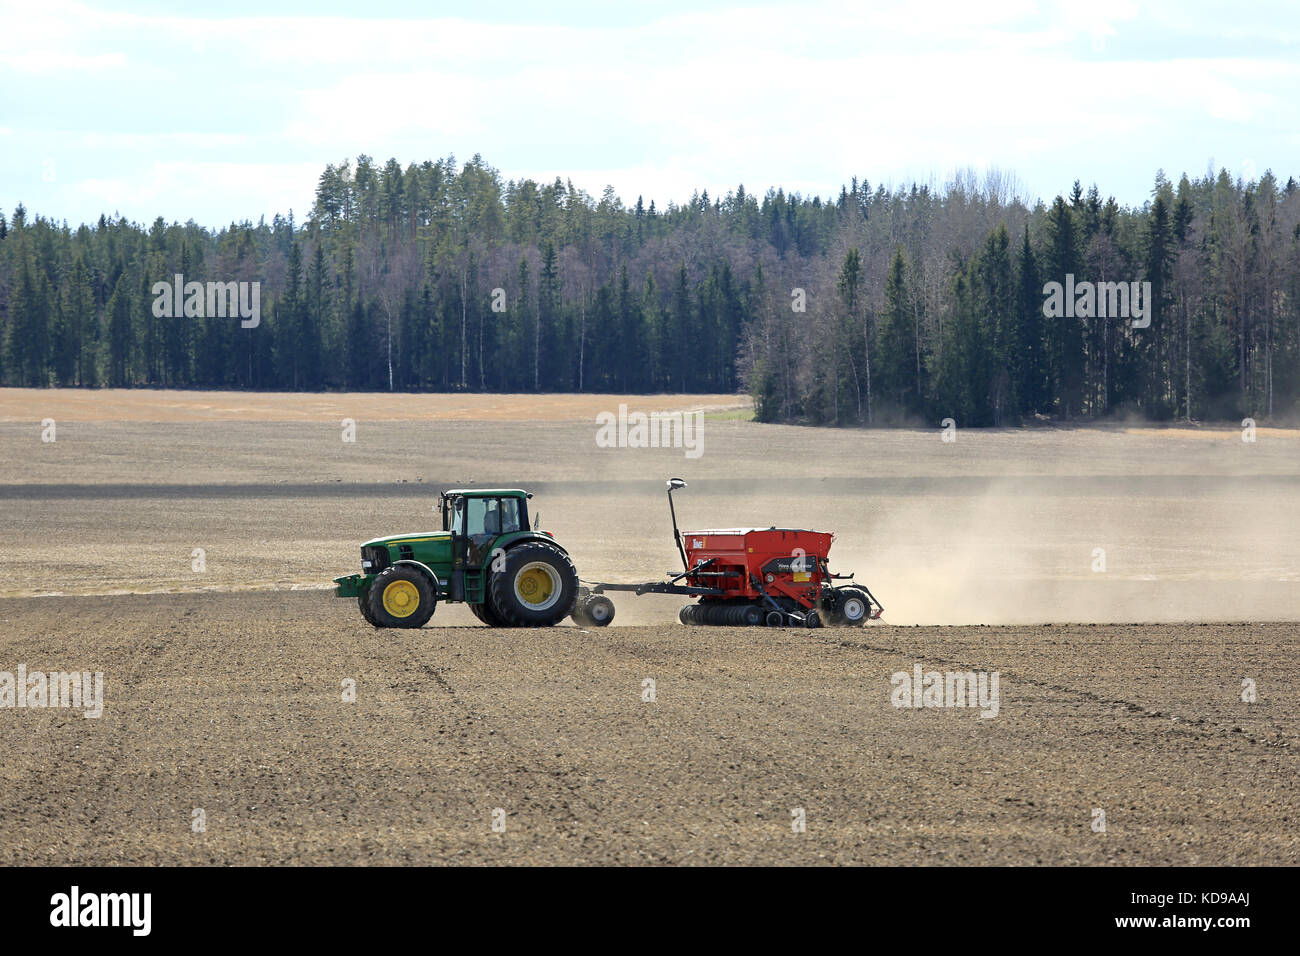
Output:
[
  {"xmin": 367, "ymin": 565, "xmax": 437, "ymax": 628},
  {"xmin": 487, "ymin": 541, "xmax": 579, "ymax": 628}
]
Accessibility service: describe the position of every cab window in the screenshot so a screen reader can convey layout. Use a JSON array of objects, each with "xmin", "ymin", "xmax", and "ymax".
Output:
[
  {"xmin": 497, "ymin": 497, "xmax": 522, "ymax": 534},
  {"xmin": 462, "ymin": 497, "xmax": 522, "ymax": 537}
]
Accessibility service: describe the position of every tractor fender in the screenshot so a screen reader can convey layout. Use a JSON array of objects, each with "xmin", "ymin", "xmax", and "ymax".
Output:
[
  {"xmin": 390, "ymin": 559, "xmax": 443, "ymax": 593},
  {"xmin": 495, "ymin": 532, "xmax": 570, "ymax": 557},
  {"xmin": 473, "ymin": 533, "xmax": 572, "ymax": 579}
]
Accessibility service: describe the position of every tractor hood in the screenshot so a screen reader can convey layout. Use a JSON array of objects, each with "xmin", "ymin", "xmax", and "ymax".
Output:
[{"xmin": 363, "ymin": 531, "xmax": 450, "ymax": 549}]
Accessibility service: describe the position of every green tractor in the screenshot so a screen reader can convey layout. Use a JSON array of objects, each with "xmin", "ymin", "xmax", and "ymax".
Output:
[{"xmin": 334, "ymin": 488, "xmax": 606, "ymax": 629}]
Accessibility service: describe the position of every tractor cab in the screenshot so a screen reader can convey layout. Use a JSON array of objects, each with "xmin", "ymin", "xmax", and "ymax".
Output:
[
  {"xmin": 441, "ymin": 489, "xmax": 530, "ymax": 535},
  {"xmin": 440, "ymin": 489, "xmax": 532, "ymax": 576}
]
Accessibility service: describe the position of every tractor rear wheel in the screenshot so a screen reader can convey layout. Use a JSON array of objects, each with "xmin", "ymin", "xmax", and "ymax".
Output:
[
  {"xmin": 488, "ymin": 542, "xmax": 579, "ymax": 627},
  {"xmin": 470, "ymin": 601, "xmax": 508, "ymax": 627},
  {"xmin": 367, "ymin": 566, "xmax": 437, "ymax": 628}
]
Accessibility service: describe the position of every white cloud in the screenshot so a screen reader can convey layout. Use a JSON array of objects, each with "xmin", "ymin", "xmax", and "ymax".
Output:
[
  {"xmin": 2, "ymin": 0, "xmax": 1297, "ymax": 222},
  {"xmin": 75, "ymin": 131, "xmax": 251, "ymax": 150},
  {"xmin": 70, "ymin": 161, "xmax": 320, "ymax": 222},
  {"xmin": 0, "ymin": 51, "xmax": 126, "ymax": 72}
]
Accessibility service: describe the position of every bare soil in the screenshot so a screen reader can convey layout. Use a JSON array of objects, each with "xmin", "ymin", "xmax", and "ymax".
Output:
[{"xmin": 0, "ymin": 592, "xmax": 1294, "ymax": 865}]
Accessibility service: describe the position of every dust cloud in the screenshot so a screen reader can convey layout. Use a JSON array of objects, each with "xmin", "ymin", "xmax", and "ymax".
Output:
[{"xmin": 827, "ymin": 472, "xmax": 1300, "ymax": 625}]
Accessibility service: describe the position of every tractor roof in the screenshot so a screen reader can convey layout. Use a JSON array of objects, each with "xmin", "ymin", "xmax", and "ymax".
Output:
[{"xmin": 443, "ymin": 488, "xmax": 530, "ymax": 498}]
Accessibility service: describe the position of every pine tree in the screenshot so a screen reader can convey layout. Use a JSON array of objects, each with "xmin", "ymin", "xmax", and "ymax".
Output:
[
  {"xmin": 7, "ymin": 260, "xmax": 51, "ymax": 386},
  {"xmin": 346, "ymin": 298, "xmax": 368, "ymax": 389},
  {"xmin": 1044, "ymin": 197, "xmax": 1083, "ymax": 416},
  {"xmin": 65, "ymin": 254, "xmax": 96, "ymax": 386},
  {"xmin": 304, "ymin": 243, "xmax": 326, "ymax": 390},
  {"xmin": 668, "ymin": 266, "xmax": 691, "ymax": 392},
  {"xmin": 537, "ymin": 242, "xmax": 558, "ymax": 390},
  {"xmin": 106, "ymin": 274, "xmax": 134, "ymax": 386},
  {"xmin": 877, "ymin": 248, "xmax": 919, "ymax": 418},
  {"xmin": 5, "ymin": 260, "xmax": 33, "ymax": 385},
  {"xmin": 836, "ymin": 247, "xmax": 865, "ymax": 423},
  {"xmin": 274, "ymin": 240, "xmax": 305, "ymax": 389},
  {"xmin": 1143, "ymin": 194, "xmax": 1175, "ymax": 415},
  {"xmin": 975, "ymin": 224, "xmax": 1014, "ymax": 424},
  {"xmin": 617, "ymin": 265, "xmax": 649, "ymax": 391},
  {"xmin": 1014, "ymin": 224, "xmax": 1048, "ymax": 417}
]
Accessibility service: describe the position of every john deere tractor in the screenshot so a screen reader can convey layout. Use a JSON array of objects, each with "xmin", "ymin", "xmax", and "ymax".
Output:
[{"xmin": 333, "ymin": 488, "xmax": 585, "ymax": 628}]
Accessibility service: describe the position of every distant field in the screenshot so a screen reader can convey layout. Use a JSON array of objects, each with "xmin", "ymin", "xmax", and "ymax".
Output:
[{"xmin": 0, "ymin": 388, "xmax": 751, "ymax": 423}]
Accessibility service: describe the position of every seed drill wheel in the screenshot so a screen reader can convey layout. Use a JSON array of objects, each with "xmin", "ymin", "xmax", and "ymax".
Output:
[
  {"xmin": 488, "ymin": 542, "xmax": 579, "ymax": 627},
  {"xmin": 573, "ymin": 593, "xmax": 615, "ymax": 627},
  {"xmin": 836, "ymin": 587, "xmax": 870, "ymax": 625},
  {"xmin": 367, "ymin": 566, "xmax": 437, "ymax": 628}
]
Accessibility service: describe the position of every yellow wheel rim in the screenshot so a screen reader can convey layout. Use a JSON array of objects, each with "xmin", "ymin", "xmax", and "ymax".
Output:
[
  {"xmin": 382, "ymin": 579, "xmax": 421, "ymax": 618},
  {"xmin": 515, "ymin": 564, "xmax": 558, "ymax": 610}
]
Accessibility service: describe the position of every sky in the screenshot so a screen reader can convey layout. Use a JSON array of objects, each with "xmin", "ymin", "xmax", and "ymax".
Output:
[{"xmin": 2, "ymin": 0, "xmax": 1298, "ymax": 227}]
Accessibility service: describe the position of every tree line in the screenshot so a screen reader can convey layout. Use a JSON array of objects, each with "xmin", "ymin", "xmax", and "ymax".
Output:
[{"xmin": 1, "ymin": 153, "xmax": 1298, "ymax": 425}]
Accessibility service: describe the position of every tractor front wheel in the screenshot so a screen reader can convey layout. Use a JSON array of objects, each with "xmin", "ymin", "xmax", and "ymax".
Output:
[
  {"xmin": 367, "ymin": 566, "xmax": 437, "ymax": 628},
  {"xmin": 359, "ymin": 589, "xmax": 383, "ymax": 627},
  {"xmin": 488, "ymin": 543, "xmax": 579, "ymax": 627}
]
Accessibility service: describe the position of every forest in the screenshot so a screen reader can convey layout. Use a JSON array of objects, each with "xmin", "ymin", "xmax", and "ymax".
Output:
[{"xmin": 2, "ymin": 153, "xmax": 1298, "ymax": 425}]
